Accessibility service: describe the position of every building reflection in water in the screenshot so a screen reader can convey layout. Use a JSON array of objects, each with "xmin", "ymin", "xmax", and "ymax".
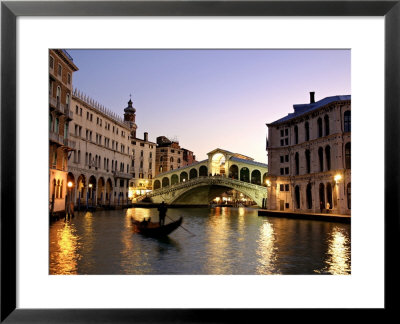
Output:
[
  {"xmin": 49, "ymin": 221, "xmax": 80, "ymax": 275},
  {"xmin": 204, "ymin": 207, "xmax": 231, "ymax": 274},
  {"xmin": 120, "ymin": 208, "xmax": 153, "ymax": 274},
  {"xmin": 316, "ymin": 226, "xmax": 351, "ymax": 274},
  {"xmin": 256, "ymin": 220, "xmax": 278, "ymax": 274}
]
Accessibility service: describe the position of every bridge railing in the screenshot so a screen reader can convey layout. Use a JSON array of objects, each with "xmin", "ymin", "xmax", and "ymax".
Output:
[{"xmin": 148, "ymin": 175, "xmax": 267, "ymax": 197}]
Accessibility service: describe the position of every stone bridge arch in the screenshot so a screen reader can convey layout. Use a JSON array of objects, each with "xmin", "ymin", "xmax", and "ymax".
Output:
[{"xmin": 148, "ymin": 177, "xmax": 268, "ymax": 207}]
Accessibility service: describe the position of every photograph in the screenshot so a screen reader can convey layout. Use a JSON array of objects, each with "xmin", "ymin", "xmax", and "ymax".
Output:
[{"xmin": 48, "ymin": 49, "xmax": 351, "ymax": 275}]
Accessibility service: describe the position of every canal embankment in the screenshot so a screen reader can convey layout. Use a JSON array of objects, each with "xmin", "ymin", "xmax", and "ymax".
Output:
[{"xmin": 258, "ymin": 209, "xmax": 351, "ymax": 223}]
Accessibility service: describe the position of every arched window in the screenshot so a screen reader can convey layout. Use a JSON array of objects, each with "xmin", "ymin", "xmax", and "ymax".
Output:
[
  {"xmin": 170, "ymin": 157, "xmax": 174, "ymax": 163},
  {"xmin": 345, "ymin": 142, "xmax": 351, "ymax": 169},
  {"xmin": 344, "ymin": 111, "xmax": 351, "ymax": 132},
  {"xmin": 229, "ymin": 165, "xmax": 239, "ymax": 179},
  {"xmin": 162, "ymin": 177, "xmax": 169, "ymax": 187},
  {"xmin": 317, "ymin": 118, "xmax": 323, "ymax": 137},
  {"xmin": 170, "ymin": 166, "xmax": 174, "ymax": 170},
  {"xmin": 325, "ymin": 146, "xmax": 331, "ymax": 171},
  {"xmin": 295, "ymin": 185, "xmax": 300, "ymax": 209},
  {"xmin": 64, "ymin": 122, "xmax": 68, "ymax": 139},
  {"xmin": 153, "ymin": 180, "xmax": 161, "ymax": 190},
  {"xmin": 319, "ymin": 183, "xmax": 325, "ymax": 209},
  {"xmin": 56, "ymin": 86, "xmax": 61, "ymax": 105},
  {"xmin": 66, "ymin": 94, "xmax": 70, "ymax": 110},
  {"xmin": 199, "ymin": 165, "xmax": 208, "ymax": 177},
  {"xmin": 55, "ymin": 118, "xmax": 59, "ymax": 133},
  {"xmin": 318, "ymin": 147, "xmax": 324, "ymax": 171},
  {"xmin": 49, "ymin": 114, "xmax": 53, "ymax": 131},
  {"xmin": 324, "ymin": 115, "xmax": 330, "ymax": 136},
  {"xmin": 171, "ymin": 174, "xmax": 179, "ymax": 185},
  {"xmin": 159, "ymin": 166, "xmax": 163, "ymax": 172},
  {"xmin": 305, "ymin": 122, "xmax": 310, "ymax": 141},
  {"xmin": 177, "ymin": 158, "xmax": 181, "ymax": 163},
  {"xmin": 60, "ymin": 180, "xmax": 63, "ymax": 199},
  {"xmin": 240, "ymin": 167, "xmax": 250, "ymax": 182},
  {"xmin": 347, "ymin": 182, "xmax": 351, "ymax": 209},
  {"xmin": 306, "ymin": 183, "xmax": 312, "ymax": 209},
  {"xmin": 295, "ymin": 152, "xmax": 299, "ymax": 175},
  {"xmin": 189, "ymin": 168, "xmax": 198, "ymax": 179},
  {"xmin": 251, "ymin": 170, "xmax": 261, "ymax": 185},
  {"xmin": 294, "ymin": 125, "xmax": 299, "ymax": 144},
  {"xmin": 160, "ymin": 156, "xmax": 163, "ymax": 162},
  {"xmin": 326, "ymin": 183, "xmax": 333, "ymax": 209},
  {"xmin": 180, "ymin": 172, "xmax": 188, "ymax": 182},
  {"xmin": 305, "ymin": 150, "xmax": 311, "ymax": 174}
]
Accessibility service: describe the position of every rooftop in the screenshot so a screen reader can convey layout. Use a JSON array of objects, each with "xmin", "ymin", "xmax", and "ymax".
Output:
[
  {"xmin": 268, "ymin": 95, "xmax": 351, "ymax": 126},
  {"xmin": 229, "ymin": 156, "xmax": 268, "ymax": 168}
]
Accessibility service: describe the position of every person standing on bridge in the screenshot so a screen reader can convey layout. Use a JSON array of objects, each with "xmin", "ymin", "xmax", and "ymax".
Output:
[{"xmin": 158, "ymin": 201, "xmax": 168, "ymax": 226}]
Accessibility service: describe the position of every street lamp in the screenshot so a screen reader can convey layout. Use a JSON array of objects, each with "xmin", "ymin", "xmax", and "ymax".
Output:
[
  {"xmin": 265, "ymin": 179, "xmax": 271, "ymax": 187},
  {"xmin": 67, "ymin": 181, "xmax": 73, "ymax": 219},
  {"xmin": 334, "ymin": 174, "xmax": 342, "ymax": 184}
]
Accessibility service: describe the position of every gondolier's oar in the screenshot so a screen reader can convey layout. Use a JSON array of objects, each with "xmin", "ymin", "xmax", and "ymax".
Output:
[{"xmin": 166, "ymin": 215, "xmax": 196, "ymax": 236}]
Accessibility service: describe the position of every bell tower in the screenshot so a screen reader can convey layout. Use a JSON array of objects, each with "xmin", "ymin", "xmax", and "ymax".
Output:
[{"xmin": 124, "ymin": 95, "xmax": 137, "ymax": 138}]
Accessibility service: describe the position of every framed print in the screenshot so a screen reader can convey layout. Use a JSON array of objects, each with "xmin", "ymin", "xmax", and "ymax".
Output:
[{"xmin": 1, "ymin": 0, "xmax": 399, "ymax": 322}]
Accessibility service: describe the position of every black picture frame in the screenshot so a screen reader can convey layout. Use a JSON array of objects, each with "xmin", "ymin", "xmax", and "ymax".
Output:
[{"xmin": 1, "ymin": 0, "xmax": 398, "ymax": 322}]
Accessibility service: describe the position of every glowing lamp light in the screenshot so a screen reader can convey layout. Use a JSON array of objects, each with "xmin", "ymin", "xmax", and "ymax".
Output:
[
  {"xmin": 334, "ymin": 174, "xmax": 342, "ymax": 183},
  {"xmin": 265, "ymin": 180, "xmax": 271, "ymax": 187},
  {"xmin": 67, "ymin": 181, "xmax": 73, "ymax": 188},
  {"xmin": 88, "ymin": 183, "xmax": 93, "ymax": 188}
]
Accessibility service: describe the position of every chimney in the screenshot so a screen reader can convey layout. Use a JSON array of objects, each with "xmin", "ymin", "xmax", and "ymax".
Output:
[
  {"xmin": 144, "ymin": 132, "xmax": 148, "ymax": 142},
  {"xmin": 310, "ymin": 92, "xmax": 315, "ymax": 104}
]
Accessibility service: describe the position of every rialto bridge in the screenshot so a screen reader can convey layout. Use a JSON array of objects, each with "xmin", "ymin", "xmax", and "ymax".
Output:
[{"xmin": 146, "ymin": 148, "xmax": 269, "ymax": 207}]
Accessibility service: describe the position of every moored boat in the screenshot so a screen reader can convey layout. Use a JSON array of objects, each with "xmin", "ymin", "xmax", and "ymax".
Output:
[{"xmin": 132, "ymin": 216, "xmax": 183, "ymax": 237}]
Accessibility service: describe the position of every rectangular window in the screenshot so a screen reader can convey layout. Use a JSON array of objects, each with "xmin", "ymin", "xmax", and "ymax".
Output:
[
  {"xmin": 49, "ymin": 56, "xmax": 54, "ymax": 69},
  {"xmin": 285, "ymin": 184, "xmax": 289, "ymax": 191},
  {"xmin": 280, "ymin": 156, "xmax": 284, "ymax": 163},
  {"xmin": 67, "ymin": 73, "xmax": 71, "ymax": 84},
  {"xmin": 280, "ymin": 139, "xmax": 284, "ymax": 146},
  {"xmin": 285, "ymin": 155, "xmax": 289, "ymax": 162},
  {"xmin": 75, "ymin": 105, "xmax": 79, "ymax": 114},
  {"xmin": 285, "ymin": 129, "xmax": 288, "ymax": 136},
  {"xmin": 57, "ymin": 64, "xmax": 62, "ymax": 76},
  {"xmin": 280, "ymin": 168, "xmax": 284, "ymax": 175},
  {"xmin": 285, "ymin": 138, "xmax": 289, "ymax": 145},
  {"xmin": 280, "ymin": 130, "xmax": 284, "ymax": 137},
  {"xmin": 140, "ymin": 143, "xmax": 144, "ymax": 147},
  {"xmin": 285, "ymin": 167, "xmax": 289, "ymax": 174},
  {"xmin": 80, "ymin": 108, "xmax": 82, "ymax": 116},
  {"xmin": 280, "ymin": 184, "xmax": 284, "ymax": 191},
  {"xmin": 87, "ymin": 112, "xmax": 89, "ymax": 120}
]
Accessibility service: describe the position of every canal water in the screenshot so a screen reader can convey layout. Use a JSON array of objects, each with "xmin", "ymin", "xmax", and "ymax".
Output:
[{"xmin": 49, "ymin": 207, "xmax": 351, "ymax": 275}]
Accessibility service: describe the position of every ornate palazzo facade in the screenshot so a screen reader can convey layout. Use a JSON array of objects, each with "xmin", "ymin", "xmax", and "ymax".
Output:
[{"xmin": 266, "ymin": 92, "xmax": 351, "ymax": 215}]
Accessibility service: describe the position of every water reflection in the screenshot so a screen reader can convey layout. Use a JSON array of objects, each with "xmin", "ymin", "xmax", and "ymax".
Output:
[
  {"xmin": 315, "ymin": 226, "xmax": 351, "ymax": 274},
  {"xmin": 49, "ymin": 221, "xmax": 80, "ymax": 275},
  {"xmin": 49, "ymin": 207, "xmax": 351, "ymax": 275},
  {"xmin": 256, "ymin": 221, "xmax": 278, "ymax": 274}
]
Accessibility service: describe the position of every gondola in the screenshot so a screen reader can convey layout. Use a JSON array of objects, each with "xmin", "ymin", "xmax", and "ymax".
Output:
[{"xmin": 131, "ymin": 216, "xmax": 183, "ymax": 237}]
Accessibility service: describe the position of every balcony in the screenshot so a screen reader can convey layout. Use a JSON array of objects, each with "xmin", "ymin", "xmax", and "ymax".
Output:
[
  {"xmin": 63, "ymin": 138, "xmax": 76, "ymax": 150},
  {"xmin": 65, "ymin": 108, "xmax": 73, "ymax": 121},
  {"xmin": 49, "ymin": 96, "xmax": 65, "ymax": 115},
  {"xmin": 113, "ymin": 171, "xmax": 132, "ymax": 179},
  {"xmin": 49, "ymin": 131, "xmax": 64, "ymax": 146}
]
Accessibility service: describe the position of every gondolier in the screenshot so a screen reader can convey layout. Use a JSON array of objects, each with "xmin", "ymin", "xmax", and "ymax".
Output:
[{"xmin": 158, "ymin": 201, "xmax": 168, "ymax": 226}]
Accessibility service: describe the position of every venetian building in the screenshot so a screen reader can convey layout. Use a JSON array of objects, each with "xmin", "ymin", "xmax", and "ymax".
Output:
[
  {"xmin": 68, "ymin": 91, "xmax": 132, "ymax": 207},
  {"xmin": 49, "ymin": 49, "xmax": 78, "ymax": 217},
  {"xmin": 155, "ymin": 136, "xmax": 197, "ymax": 176},
  {"xmin": 123, "ymin": 97, "xmax": 156, "ymax": 200},
  {"xmin": 265, "ymin": 92, "xmax": 351, "ymax": 215}
]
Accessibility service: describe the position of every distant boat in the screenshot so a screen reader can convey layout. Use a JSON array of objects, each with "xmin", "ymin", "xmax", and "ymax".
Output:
[{"xmin": 131, "ymin": 216, "xmax": 183, "ymax": 238}]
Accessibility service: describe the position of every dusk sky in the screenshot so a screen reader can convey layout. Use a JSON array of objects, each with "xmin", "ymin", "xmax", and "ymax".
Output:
[{"xmin": 67, "ymin": 49, "xmax": 351, "ymax": 163}]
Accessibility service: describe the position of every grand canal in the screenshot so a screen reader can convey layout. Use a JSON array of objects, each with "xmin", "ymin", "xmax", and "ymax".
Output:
[{"xmin": 49, "ymin": 207, "xmax": 351, "ymax": 275}]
